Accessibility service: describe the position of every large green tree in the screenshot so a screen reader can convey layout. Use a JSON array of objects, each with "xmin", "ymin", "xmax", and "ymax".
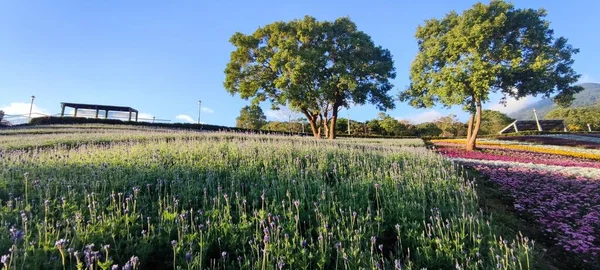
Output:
[
  {"xmin": 479, "ymin": 109, "xmax": 514, "ymax": 135},
  {"xmin": 236, "ymin": 105, "xmax": 267, "ymax": 130},
  {"xmin": 400, "ymin": 0, "xmax": 582, "ymax": 150},
  {"xmin": 546, "ymin": 105, "xmax": 600, "ymax": 131},
  {"xmin": 433, "ymin": 114, "xmax": 463, "ymax": 137},
  {"xmin": 224, "ymin": 16, "xmax": 396, "ymax": 139}
]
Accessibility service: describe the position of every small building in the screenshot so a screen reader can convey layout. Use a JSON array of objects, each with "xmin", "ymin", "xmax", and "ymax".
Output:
[
  {"xmin": 498, "ymin": 119, "xmax": 568, "ymax": 134},
  {"xmin": 60, "ymin": 102, "xmax": 139, "ymax": 122}
]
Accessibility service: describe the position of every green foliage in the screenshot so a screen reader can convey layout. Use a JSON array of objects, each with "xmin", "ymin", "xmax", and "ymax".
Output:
[
  {"xmin": 414, "ymin": 122, "xmax": 443, "ymax": 137},
  {"xmin": 377, "ymin": 113, "xmax": 412, "ymax": 136},
  {"xmin": 546, "ymin": 105, "xmax": 600, "ymax": 131},
  {"xmin": 479, "ymin": 110, "xmax": 515, "ymax": 135},
  {"xmin": 262, "ymin": 121, "xmax": 304, "ymax": 133},
  {"xmin": 433, "ymin": 114, "xmax": 467, "ymax": 137},
  {"xmin": 399, "ymin": 0, "xmax": 582, "ymax": 149},
  {"xmin": 236, "ymin": 105, "xmax": 267, "ymax": 130},
  {"xmin": 27, "ymin": 116, "xmax": 292, "ymax": 135},
  {"xmin": 224, "ymin": 16, "xmax": 396, "ymax": 139}
]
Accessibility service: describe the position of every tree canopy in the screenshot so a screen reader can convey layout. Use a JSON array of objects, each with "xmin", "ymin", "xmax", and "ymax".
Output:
[
  {"xmin": 478, "ymin": 110, "xmax": 514, "ymax": 135},
  {"xmin": 224, "ymin": 16, "xmax": 396, "ymax": 139},
  {"xmin": 546, "ymin": 105, "xmax": 600, "ymax": 131},
  {"xmin": 399, "ymin": 0, "xmax": 582, "ymax": 150},
  {"xmin": 236, "ymin": 105, "xmax": 267, "ymax": 130}
]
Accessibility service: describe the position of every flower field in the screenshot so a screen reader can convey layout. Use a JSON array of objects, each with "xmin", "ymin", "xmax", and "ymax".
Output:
[
  {"xmin": 433, "ymin": 137, "xmax": 600, "ymax": 269},
  {"xmin": 0, "ymin": 125, "xmax": 535, "ymax": 269}
]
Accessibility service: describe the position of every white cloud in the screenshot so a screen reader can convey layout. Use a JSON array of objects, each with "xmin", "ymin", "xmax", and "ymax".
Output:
[
  {"xmin": 265, "ymin": 107, "xmax": 303, "ymax": 121},
  {"xmin": 201, "ymin": 107, "xmax": 214, "ymax": 114},
  {"xmin": 0, "ymin": 102, "xmax": 50, "ymax": 116},
  {"xmin": 265, "ymin": 109, "xmax": 283, "ymax": 121},
  {"xmin": 487, "ymin": 96, "xmax": 535, "ymax": 114},
  {"xmin": 397, "ymin": 110, "xmax": 443, "ymax": 124},
  {"xmin": 579, "ymin": 74, "xmax": 597, "ymax": 83},
  {"xmin": 175, "ymin": 114, "xmax": 195, "ymax": 123}
]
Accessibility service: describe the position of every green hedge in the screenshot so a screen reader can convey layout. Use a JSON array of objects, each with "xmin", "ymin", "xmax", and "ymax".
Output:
[
  {"xmin": 28, "ymin": 116, "xmax": 295, "ymax": 135},
  {"xmin": 27, "ymin": 117, "xmax": 423, "ymax": 139}
]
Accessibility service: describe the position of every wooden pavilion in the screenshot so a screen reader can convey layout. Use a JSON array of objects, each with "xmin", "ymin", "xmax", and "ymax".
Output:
[{"xmin": 60, "ymin": 102, "xmax": 139, "ymax": 122}]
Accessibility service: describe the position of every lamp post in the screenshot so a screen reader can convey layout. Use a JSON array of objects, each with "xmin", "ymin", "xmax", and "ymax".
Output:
[
  {"xmin": 347, "ymin": 113, "xmax": 350, "ymax": 135},
  {"xmin": 29, "ymin": 95, "xmax": 35, "ymax": 121},
  {"xmin": 198, "ymin": 100, "xmax": 202, "ymax": 125}
]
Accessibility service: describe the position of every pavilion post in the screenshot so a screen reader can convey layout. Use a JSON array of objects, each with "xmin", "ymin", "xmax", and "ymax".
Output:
[
  {"xmin": 135, "ymin": 112, "xmax": 138, "ymax": 122},
  {"xmin": 95, "ymin": 108, "xmax": 99, "ymax": 118},
  {"xmin": 74, "ymin": 108, "xmax": 78, "ymax": 117},
  {"xmin": 60, "ymin": 104, "xmax": 65, "ymax": 117},
  {"xmin": 105, "ymin": 110, "xmax": 109, "ymax": 119},
  {"xmin": 128, "ymin": 110, "xmax": 132, "ymax": 121}
]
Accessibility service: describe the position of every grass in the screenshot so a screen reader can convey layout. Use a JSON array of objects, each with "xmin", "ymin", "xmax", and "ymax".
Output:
[{"xmin": 0, "ymin": 125, "xmax": 535, "ymax": 269}]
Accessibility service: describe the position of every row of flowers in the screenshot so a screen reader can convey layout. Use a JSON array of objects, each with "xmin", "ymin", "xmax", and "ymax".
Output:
[
  {"xmin": 432, "ymin": 136, "xmax": 600, "ymax": 266},
  {"xmin": 432, "ymin": 139, "xmax": 600, "ymax": 160},
  {"xmin": 472, "ymin": 165, "xmax": 600, "ymax": 258},
  {"xmin": 497, "ymin": 135, "xmax": 600, "ymax": 149},
  {"xmin": 437, "ymin": 145, "xmax": 600, "ymax": 170}
]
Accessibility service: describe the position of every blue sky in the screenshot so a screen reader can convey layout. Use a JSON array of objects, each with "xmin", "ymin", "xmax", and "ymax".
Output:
[{"xmin": 1, "ymin": 0, "xmax": 598, "ymax": 126}]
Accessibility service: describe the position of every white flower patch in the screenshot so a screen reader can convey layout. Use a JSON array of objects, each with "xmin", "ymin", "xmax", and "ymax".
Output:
[{"xmin": 449, "ymin": 157, "xmax": 600, "ymax": 179}]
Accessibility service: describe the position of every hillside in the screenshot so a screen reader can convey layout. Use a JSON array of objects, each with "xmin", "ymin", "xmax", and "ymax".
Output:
[{"xmin": 509, "ymin": 83, "xmax": 600, "ymax": 120}]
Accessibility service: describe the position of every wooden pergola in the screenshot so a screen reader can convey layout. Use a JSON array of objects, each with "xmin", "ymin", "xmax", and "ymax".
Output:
[{"xmin": 60, "ymin": 102, "xmax": 139, "ymax": 122}]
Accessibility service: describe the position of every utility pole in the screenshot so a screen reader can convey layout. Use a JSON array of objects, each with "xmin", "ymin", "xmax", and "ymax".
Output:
[
  {"xmin": 198, "ymin": 100, "xmax": 202, "ymax": 125},
  {"xmin": 29, "ymin": 95, "xmax": 35, "ymax": 121}
]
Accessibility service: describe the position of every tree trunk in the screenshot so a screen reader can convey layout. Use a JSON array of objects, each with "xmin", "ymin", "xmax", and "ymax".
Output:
[
  {"xmin": 322, "ymin": 113, "xmax": 330, "ymax": 139},
  {"xmin": 329, "ymin": 105, "xmax": 339, "ymax": 140},
  {"xmin": 301, "ymin": 109, "xmax": 321, "ymax": 139},
  {"xmin": 466, "ymin": 101, "xmax": 482, "ymax": 151},
  {"xmin": 466, "ymin": 113, "xmax": 474, "ymax": 142}
]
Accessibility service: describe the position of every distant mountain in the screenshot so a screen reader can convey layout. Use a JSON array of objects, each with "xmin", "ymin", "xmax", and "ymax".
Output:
[{"xmin": 509, "ymin": 83, "xmax": 600, "ymax": 120}]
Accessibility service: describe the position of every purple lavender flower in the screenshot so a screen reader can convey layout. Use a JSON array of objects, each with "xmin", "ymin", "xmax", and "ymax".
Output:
[
  {"xmin": 171, "ymin": 240, "xmax": 177, "ymax": 247},
  {"xmin": 129, "ymin": 256, "xmax": 139, "ymax": 265},
  {"xmin": 55, "ymin": 239, "xmax": 68, "ymax": 249},
  {"xmin": 1, "ymin": 255, "xmax": 9, "ymax": 265},
  {"xmin": 185, "ymin": 252, "xmax": 192, "ymax": 263},
  {"xmin": 395, "ymin": 259, "xmax": 402, "ymax": 269},
  {"xmin": 10, "ymin": 228, "xmax": 24, "ymax": 242}
]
